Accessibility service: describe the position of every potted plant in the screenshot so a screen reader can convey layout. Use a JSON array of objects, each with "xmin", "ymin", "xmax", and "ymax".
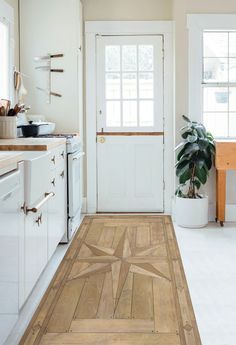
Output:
[{"xmin": 175, "ymin": 115, "xmax": 215, "ymax": 228}]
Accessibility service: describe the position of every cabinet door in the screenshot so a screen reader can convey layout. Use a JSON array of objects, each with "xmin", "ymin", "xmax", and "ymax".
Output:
[
  {"xmin": 0, "ymin": 169, "xmax": 22, "ymax": 344},
  {"xmin": 48, "ymin": 168, "xmax": 66, "ymax": 259},
  {"xmin": 24, "ymin": 206, "xmax": 48, "ymax": 300}
]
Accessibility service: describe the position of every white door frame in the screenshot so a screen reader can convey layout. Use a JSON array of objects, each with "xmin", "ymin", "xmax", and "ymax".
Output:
[{"xmin": 85, "ymin": 21, "xmax": 174, "ymax": 214}]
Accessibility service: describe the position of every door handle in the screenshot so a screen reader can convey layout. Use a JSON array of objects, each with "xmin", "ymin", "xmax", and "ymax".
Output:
[{"xmin": 97, "ymin": 136, "xmax": 106, "ymax": 144}]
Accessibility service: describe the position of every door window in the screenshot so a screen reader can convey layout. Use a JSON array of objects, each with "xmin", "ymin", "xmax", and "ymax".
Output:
[{"xmin": 97, "ymin": 36, "xmax": 163, "ymax": 132}]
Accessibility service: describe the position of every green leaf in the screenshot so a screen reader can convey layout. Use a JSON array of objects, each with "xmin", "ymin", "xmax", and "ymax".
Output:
[
  {"xmin": 198, "ymin": 138, "xmax": 209, "ymax": 150},
  {"xmin": 175, "ymin": 141, "xmax": 187, "ymax": 151},
  {"xmin": 179, "ymin": 169, "xmax": 192, "ymax": 184},
  {"xmin": 184, "ymin": 143, "xmax": 200, "ymax": 155},
  {"xmin": 195, "ymin": 159, "xmax": 205, "ymax": 170},
  {"xmin": 176, "ymin": 162, "xmax": 190, "ymax": 177},
  {"xmin": 182, "ymin": 115, "xmax": 191, "ymax": 123},
  {"xmin": 193, "ymin": 179, "xmax": 201, "ymax": 190},
  {"xmin": 180, "ymin": 124, "xmax": 190, "ymax": 131},
  {"xmin": 177, "ymin": 146, "xmax": 188, "ymax": 161},
  {"xmin": 195, "ymin": 167, "xmax": 207, "ymax": 184},
  {"xmin": 182, "ymin": 131, "xmax": 193, "ymax": 139},
  {"xmin": 187, "ymin": 134, "xmax": 198, "ymax": 143}
]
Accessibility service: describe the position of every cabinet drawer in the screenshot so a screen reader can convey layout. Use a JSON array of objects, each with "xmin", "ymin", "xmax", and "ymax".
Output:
[
  {"xmin": 215, "ymin": 141, "xmax": 236, "ymax": 170},
  {"xmin": 24, "ymin": 152, "xmax": 51, "ymax": 206},
  {"xmin": 57, "ymin": 146, "xmax": 66, "ymax": 165},
  {"xmin": 49, "ymin": 145, "xmax": 66, "ymax": 170}
]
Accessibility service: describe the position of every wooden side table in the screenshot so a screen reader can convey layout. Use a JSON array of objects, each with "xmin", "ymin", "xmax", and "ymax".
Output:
[{"xmin": 215, "ymin": 140, "xmax": 236, "ymax": 226}]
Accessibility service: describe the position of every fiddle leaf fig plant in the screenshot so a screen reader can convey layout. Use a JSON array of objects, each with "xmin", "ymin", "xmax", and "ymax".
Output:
[{"xmin": 175, "ymin": 115, "xmax": 215, "ymax": 199}]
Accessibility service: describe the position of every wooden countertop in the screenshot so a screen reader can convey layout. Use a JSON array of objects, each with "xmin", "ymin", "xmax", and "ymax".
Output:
[
  {"xmin": 0, "ymin": 152, "xmax": 23, "ymax": 170},
  {"xmin": 215, "ymin": 140, "xmax": 236, "ymax": 170},
  {"xmin": 0, "ymin": 138, "xmax": 66, "ymax": 151}
]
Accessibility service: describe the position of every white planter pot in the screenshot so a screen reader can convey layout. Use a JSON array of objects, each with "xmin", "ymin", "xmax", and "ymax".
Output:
[{"xmin": 175, "ymin": 196, "xmax": 209, "ymax": 228}]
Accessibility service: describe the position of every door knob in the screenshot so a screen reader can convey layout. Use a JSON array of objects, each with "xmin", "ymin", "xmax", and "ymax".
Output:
[{"xmin": 97, "ymin": 136, "xmax": 106, "ymax": 144}]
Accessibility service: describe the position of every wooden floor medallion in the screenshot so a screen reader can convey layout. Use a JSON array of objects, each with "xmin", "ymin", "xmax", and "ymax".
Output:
[{"xmin": 20, "ymin": 216, "xmax": 202, "ymax": 345}]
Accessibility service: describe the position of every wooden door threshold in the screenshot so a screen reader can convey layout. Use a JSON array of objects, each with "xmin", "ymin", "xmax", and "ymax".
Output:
[{"xmin": 96, "ymin": 212, "xmax": 164, "ymax": 214}]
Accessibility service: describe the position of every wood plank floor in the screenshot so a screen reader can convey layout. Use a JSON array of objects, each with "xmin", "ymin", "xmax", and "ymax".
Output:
[{"xmin": 19, "ymin": 216, "xmax": 202, "ymax": 345}]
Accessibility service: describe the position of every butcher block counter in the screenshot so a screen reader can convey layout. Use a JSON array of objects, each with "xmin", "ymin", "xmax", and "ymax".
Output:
[
  {"xmin": 0, "ymin": 152, "xmax": 23, "ymax": 170},
  {"xmin": 0, "ymin": 137, "xmax": 66, "ymax": 151}
]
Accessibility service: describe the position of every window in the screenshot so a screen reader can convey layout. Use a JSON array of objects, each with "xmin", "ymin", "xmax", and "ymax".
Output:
[
  {"xmin": 104, "ymin": 43, "xmax": 156, "ymax": 129},
  {"xmin": 0, "ymin": 18, "xmax": 10, "ymax": 100},
  {"xmin": 203, "ymin": 31, "xmax": 236, "ymax": 137}
]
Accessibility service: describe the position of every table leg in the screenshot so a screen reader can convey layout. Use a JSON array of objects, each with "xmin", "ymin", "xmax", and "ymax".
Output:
[{"xmin": 216, "ymin": 170, "xmax": 226, "ymax": 226}]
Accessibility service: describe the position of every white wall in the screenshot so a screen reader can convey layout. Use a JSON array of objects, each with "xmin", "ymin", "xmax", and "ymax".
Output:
[
  {"xmin": 82, "ymin": 0, "xmax": 172, "ymax": 21},
  {"xmin": 20, "ymin": 0, "xmax": 82, "ymax": 133},
  {"xmin": 4, "ymin": 0, "xmax": 19, "ymax": 68}
]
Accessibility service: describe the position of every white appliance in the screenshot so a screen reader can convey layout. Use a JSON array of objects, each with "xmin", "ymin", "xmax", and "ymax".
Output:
[
  {"xmin": 39, "ymin": 134, "xmax": 84, "ymax": 242},
  {"xmin": 0, "ymin": 163, "xmax": 24, "ymax": 345}
]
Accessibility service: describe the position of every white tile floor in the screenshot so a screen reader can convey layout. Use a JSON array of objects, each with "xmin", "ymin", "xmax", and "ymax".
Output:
[
  {"xmin": 5, "ymin": 219, "xmax": 236, "ymax": 345},
  {"xmin": 175, "ymin": 221, "xmax": 236, "ymax": 345}
]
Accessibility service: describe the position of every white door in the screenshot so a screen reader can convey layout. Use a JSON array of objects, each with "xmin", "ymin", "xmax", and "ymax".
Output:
[{"xmin": 97, "ymin": 35, "xmax": 164, "ymax": 212}]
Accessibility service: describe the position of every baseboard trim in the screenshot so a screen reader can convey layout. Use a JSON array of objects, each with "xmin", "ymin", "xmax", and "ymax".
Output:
[{"xmin": 82, "ymin": 198, "xmax": 87, "ymax": 214}]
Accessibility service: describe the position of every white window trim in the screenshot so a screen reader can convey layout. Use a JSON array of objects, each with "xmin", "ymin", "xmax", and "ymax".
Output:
[
  {"xmin": 188, "ymin": 14, "xmax": 236, "ymax": 128},
  {"xmin": 0, "ymin": 0, "xmax": 14, "ymax": 102},
  {"xmin": 85, "ymin": 21, "xmax": 174, "ymax": 214}
]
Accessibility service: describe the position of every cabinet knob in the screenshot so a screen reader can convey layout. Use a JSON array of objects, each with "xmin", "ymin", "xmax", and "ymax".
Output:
[
  {"xmin": 51, "ymin": 155, "xmax": 56, "ymax": 164},
  {"xmin": 51, "ymin": 178, "xmax": 56, "ymax": 186},
  {"xmin": 61, "ymin": 151, "xmax": 65, "ymax": 159},
  {"xmin": 36, "ymin": 213, "xmax": 42, "ymax": 227},
  {"xmin": 60, "ymin": 170, "xmax": 65, "ymax": 178},
  {"xmin": 21, "ymin": 202, "xmax": 27, "ymax": 215}
]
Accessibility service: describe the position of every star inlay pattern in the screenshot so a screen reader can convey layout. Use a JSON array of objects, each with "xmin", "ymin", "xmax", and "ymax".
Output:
[{"xmin": 69, "ymin": 229, "xmax": 171, "ymax": 310}]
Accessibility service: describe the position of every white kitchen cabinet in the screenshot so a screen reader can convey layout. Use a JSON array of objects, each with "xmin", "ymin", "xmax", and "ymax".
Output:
[
  {"xmin": 24, "ymin": 205, "xmax": 48, "ymax": 300},
  {"xmin": 0, "ymin": 162, "xmax": 24, "ymax": 345},
  {"xmin": 23, "ymin": 144, "xmax": 67, "ymax": 301},
  {"xmin": 48, "ymin": 165, "xmax": 66, "ymax": 259}
]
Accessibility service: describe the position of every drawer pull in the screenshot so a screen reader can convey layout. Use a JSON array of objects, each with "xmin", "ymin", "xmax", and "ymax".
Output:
[
  {"xmin": 51, "ymin": 155, "xmax": 56, "ymax": 164},
  {"xmin": 24, "ymin": 192, "xmax": 55, "ymax": 215},
  {"xmin": 36, "ymin": 213, "xmax": 42, "ymax": 227}
]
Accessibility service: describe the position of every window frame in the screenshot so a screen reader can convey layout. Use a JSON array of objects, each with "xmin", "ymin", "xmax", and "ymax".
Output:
[
  {"xmin": 0, "ymin": 0, "xmax": 14, "ymax": 103},
  {"xmin": 188, "ymin": 14, "xmax": 236, "ymax": 139}
]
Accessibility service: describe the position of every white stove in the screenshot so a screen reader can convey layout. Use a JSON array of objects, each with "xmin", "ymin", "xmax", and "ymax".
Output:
[
  {"xmin": 39, "ymin": 133, "xmax": 82, "ymax": 154},
  {"xmin": 39, "ymin": 134, "xmax": 84, "ymax": 242}
]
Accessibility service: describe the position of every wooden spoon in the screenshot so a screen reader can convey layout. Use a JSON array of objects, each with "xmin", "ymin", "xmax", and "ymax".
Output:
[{"xmin": 0, "ymin": 106, "xmax": 6, "ymax": 117}]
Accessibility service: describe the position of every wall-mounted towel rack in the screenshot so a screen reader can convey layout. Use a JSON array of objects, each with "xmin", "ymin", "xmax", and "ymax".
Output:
[
  {"xmin": 34, "ymin": 54, "xmax": 64, "ymax": 62},
  {"xmin": 34, "ymin": 53, "xmax": 64, "ymax": 103}
]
